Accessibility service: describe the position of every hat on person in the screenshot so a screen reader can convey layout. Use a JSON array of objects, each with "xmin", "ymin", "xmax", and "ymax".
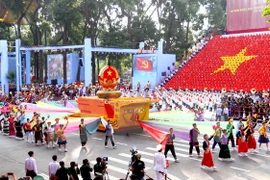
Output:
[{"xmin": 156, "ymin": 144, "xmax": 163, "ymax": 151}]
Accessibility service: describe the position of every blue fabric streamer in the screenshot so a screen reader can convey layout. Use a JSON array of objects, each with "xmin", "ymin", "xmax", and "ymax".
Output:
[{"xmin": 85, "ymin": 118, "xmax": 102, "ymax": 135}]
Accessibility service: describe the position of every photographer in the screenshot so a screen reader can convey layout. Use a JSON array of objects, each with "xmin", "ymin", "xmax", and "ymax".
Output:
[
  {"xmin": 0, "ymin": 172, "xmax": 17, "ymax": 180},
  {"xmin": 68, "ymin": 162, "xmax": 80, "ymax": 180},
  {"xmin": 130, "ymin": 154, "xmax": 145, "ymax": 180},
  {"xmin": 93, "ymin": 157, "xmax": 107, "ymax": 180},
  {"xmin": 80, "ymin": 159, "xmax": 93, "ymax": 180}
]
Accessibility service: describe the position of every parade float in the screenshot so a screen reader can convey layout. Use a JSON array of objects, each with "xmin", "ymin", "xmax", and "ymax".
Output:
[{"xmin": 76, "ymin": 64, "xmax": 158, "ymax": 131}]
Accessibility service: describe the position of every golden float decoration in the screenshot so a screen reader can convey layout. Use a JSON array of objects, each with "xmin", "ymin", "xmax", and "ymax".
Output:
[{"xmin": 96, "ymin": 65, "xmax": 122, "ymax": 99}]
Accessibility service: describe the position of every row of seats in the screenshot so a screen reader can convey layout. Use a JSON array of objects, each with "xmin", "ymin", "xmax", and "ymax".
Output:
[{"xmin": 164, "ymin": 34, "xmax": 270, "ymax": 91}]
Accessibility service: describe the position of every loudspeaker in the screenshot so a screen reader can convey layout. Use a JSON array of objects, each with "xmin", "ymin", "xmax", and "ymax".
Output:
[
  {"xmin": 79, "ymin": 58, "xmax": 84, "ymax": 66},
  {"xmin": 51, "ymin": 79, "xmax": 58, "ymax": 85},
  {"xmin": 161, "ymin": 72, "xmax": 166, "ymax": 76}
]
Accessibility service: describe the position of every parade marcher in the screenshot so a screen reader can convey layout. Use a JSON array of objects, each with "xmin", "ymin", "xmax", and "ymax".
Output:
[
  {"xmin": 236, "ymin": 125, "xmax": 248, "ymax": 157},
  {"xmin": 153, "ymin": 144, "xmax": 167, "ymax": 180},
  {"xmin": 25, "ymin": 151, "xmax": 38, "ymax": 179},
  {"xmin": 201, "ymin": 134, "xmax": 216, "ymax": 170},
  {"xmin": 0, "ymin": 113, "xmax": 4, "ymax": 132},
  {"xmin": 45, "ymin": 121, "xmax": 55, "ymax": 148},
  {"xmin": 32, "ymin": 119, "xmax": 46, "ymax": 145},
  {"xmin": 15, "ymin": 117, "xmax": 23, "ymax": 140},
  {"xmin": 53, "ymin": 118, "xmax": 61, "ymax": 145},
  {"xmin": 23, "ymin": 118, "xmax": 34, "ymax": 143},
  {"xmin": 218, "ymin": 129, "xmax": 234, "ymax": 161},
  {"xmin": 258, "ymin": 119, "xmax": 270, "ymax": 151},
  {"xmin": 226, "ymin": 118, "xmax": 236, "ymax": 150},
  {"xmin": 164, "ymin": 128, "xmax": 179, "ymax": 162},
  {"xmin": 48, "ymin": 155, "xmax": 60, "ymax": 180},
  {"xmin": 189, "ymin": 123, "xmax": 202, "ymax": 157},
  {"xmin": 236, "ymin": 118, "xmax": 243, "ymax": 146},
  {"xmin": 79, "ymin": 118, "xmax": 88, "ymax": 147},
  {"xmin": 3, "ymin": 114, "xmax": 9, "ymax": 135},
  {"xmin": 105, "ymin": 120, "xmax": 116, "ymax": 148},
  {"xmin": 8, "ymin": 114, "xmax": 16, "ymax": 137},
  {"xmin": 246, "ymin": 120, "xmax": 258, "ymax": 153},
  {"xmin": 18, "ymin": 110, "xmax": 26, "ymax": 125},
  {"xmin": 57, "ymin": 118, "xmax": 69, "ymax": 152},
  {"xmin": 212, "ymin": 121, "xmax": 222, "ymax": 152}
]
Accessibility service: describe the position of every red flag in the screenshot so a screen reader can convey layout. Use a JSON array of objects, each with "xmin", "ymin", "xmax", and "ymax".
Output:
[
  {"xmin": 138, "ymin": 121, "xmax": 168, "ymax": 149},
  {"xmin": 136, "ymin": 58, "xmax": 153, "ymax": 72}
]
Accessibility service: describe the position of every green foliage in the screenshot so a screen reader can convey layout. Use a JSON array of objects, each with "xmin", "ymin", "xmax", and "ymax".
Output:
[
  {"xmin": 6, "ymin": 70, "xmax": 16, "ymax": 83},
  {"xmin": 202, "ymin": 0, "xmax": 227, "ymax": 31},
  {"xmin": 263, "ymin": 0, "xmax": 270, "ymax": 22},
  {"xmin": 0, "ymin": 0, "xmax": 227, "ymax": 81}
]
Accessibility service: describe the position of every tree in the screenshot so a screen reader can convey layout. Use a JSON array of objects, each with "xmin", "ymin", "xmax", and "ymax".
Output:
[
  {"xmin": 80, "ymin": 0, "xmax": 106, "ymax": 84},
  {"xmin": 6, "ymin": 70, "xmax": 16, "ymax": 83},
  {"xmin": 263, "ymin": 0, "xmax": 270, "ymax": 22},
  {"xmin": 202, "ymin": 0, "xmax": 227, "ymax": 32},
  {"xmin": 50, "ymin": 0, "xmax": 82, "ymax": 84}
]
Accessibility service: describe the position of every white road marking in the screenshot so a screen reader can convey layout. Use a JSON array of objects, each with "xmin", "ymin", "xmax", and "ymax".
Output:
[
  {"xmin": 230, "ymin": 166, "xmax": 250, "ymax": 172},
  {"xmin": 189, "ymin": 157, "xmax": 201, "ymax": 161},
  {"xmin": 138, "ymin": 150, "xmax": 175, "ymax": 162},
  {"xmin": 253, "ymin": 153, "xmax": 270, "ymax": 158},
  {"xmin": 119, "ymin": 153, "xmax": 153, "ymax": 164},
  {"xmin": 90, "ymin": 160, "xmax": 127, "ymax": 174},
  {"xmin": 71, "ymin": 133, "xmax": 79, "ymax": 136},
  {"xmin": 145, "ymin": 147, "xmax": 189, "ymax": 157},
  {"xmin": 131, "ymin": 133, "xmax": 151, "ymax": 138},
  {"xmin": 92, "ymin": 137, "xmax": 103, "ymax": 141},
  {"xmin": 109, "ymin": 156, "xmax": 151, "ymax": 170},
  {"xmin": 174, "ymin": 146, "xmax": 189, "ymax": 152},
  {"xmin": 116, "ymin": 142, "xmax": 128, "ymax": 146}
]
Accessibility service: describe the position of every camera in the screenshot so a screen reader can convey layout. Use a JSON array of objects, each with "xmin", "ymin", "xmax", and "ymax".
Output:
[
  {"xmin": 102, "ymin": 156, "xmax": 108, "ymax": 162},
  {"xmin": 7, "ymin": 173, "xmax": 13, "ymax": 176},
  {"xmin": 130, "ymin": 147, "xmax": 138, "ymax": 155},
  {"xmin": 130, "ymin": 147, "xmax": 138, "ymax": 164},
  {"xmin": 101, "ymin": 156, "xmax": 108, "ymax": 167}
]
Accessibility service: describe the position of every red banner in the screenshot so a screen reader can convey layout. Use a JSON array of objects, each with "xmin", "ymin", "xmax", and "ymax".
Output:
[
  {"xmin": 227, "ymin": 0, "xmax": 270, "ymax": 33},
  {"xmin": 138, "ymin": 121, "xmax": 169, "ymax": 148},
  {"xmin": 136, "ymin": 58, "xmax": 153, "ymax": 72}
]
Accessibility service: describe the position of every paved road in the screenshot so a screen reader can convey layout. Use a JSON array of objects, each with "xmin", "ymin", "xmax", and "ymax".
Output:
[{"xmin": 0, "ymin": 125, "xmax": 270, "ymax": 180}]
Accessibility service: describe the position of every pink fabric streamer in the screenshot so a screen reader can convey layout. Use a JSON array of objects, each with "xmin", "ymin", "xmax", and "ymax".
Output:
[
  {"xmin": 65, "ymin": 101, "xmax": 78, "ymax": 110},
  {"xmin": 21, "ymin": 103, "xmax": 75, "ymax": 113}
]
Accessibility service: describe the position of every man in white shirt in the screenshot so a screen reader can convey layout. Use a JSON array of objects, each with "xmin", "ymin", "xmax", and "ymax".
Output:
[
  {"xmin": 25, "ymin": 151, "xmax": 38, "ymax": 179},
  {"xmin": 48, "ymin": 155, "xmax": 60, "ymax": 179},
  {"xmin": 223, "ymin": 106, "xmax": 229, "ymax": 121},
  {"xmin": 153, "ymin": 144, "xmax": 167, "ymax": 180}
]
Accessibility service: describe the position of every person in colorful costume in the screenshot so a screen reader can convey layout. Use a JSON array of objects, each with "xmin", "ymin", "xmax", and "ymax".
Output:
[
  {"xmin": 79, "ymin": 118, "xmax": 88, "ymax": 147},
  {"xmin": 258, "ymin": 119, "xmax": 270, "ymax": 151},
  {"xmin": 201, "ymin": 134, "xmax": 216, "ymax": 170},
  {"xmin": 236, "ymin": 124, "xmax": 248, "ymax": 157},
  {"xmin": 226, "ymin": 118, "xmax": 236, "ymax": 150},
  {"xmin": 57, "ymin": 117, "xmax": 69, "ymax": 152},
  {"xmin": 245, "ymin": 120, "xmax": 258, "ymax": 153},
  {"xmin": 218, "ymin": 129, "xmax": 234, "ymax": 161}
]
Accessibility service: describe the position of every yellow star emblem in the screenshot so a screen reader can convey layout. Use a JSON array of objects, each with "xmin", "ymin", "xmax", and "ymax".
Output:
[
  {"xmin": 212, "ymin": 47, "xmax": 257, "ymax": 75},
  {"xmin": 107, "ymin": 70, "xmax": 112, "ymax": 76}
]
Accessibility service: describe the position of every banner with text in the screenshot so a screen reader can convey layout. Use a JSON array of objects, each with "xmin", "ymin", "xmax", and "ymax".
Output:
[{"xmin": 227, "ymin": 0, "xmax": 270, "ymax": 33}]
